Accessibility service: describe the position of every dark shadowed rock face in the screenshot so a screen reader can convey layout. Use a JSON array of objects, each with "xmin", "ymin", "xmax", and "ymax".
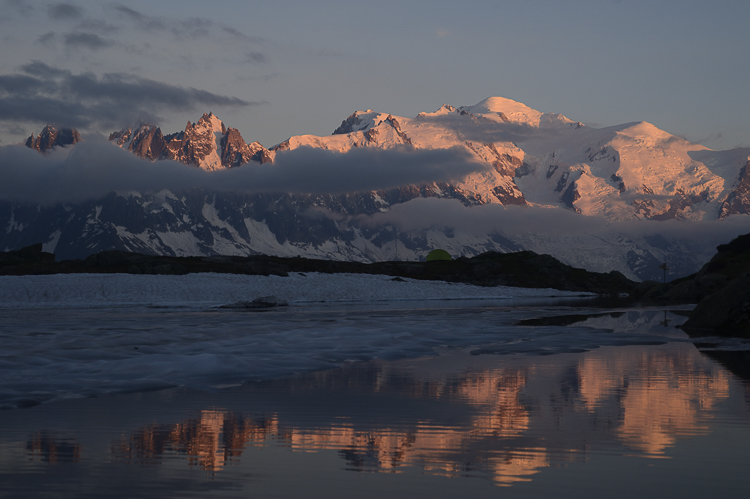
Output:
[
  {"xmin": 719, "ymin": 162, "xmax": 750, "ymax": 219},
  {"xmin": 681, "ymin": 271, "xmax": 750, "ymax": 335},
  {"xmin": 638, "ymin": 232, "xmax": 750, "ymax": 337},
  {"xmin": 110, "ymin": 125, "xmax": 167, "ymax": 161},
  {"xmin": 0, "ymin": 243, "xmax": 55, "ymax": 268},
  {"xmin": 25, "ymin": 125, "xmax": 82, "ymax": 153},
  {"xmin": 333, "ymin": 112, "xmax": 367, "ymax": 135},
  {"xmin": 219, "ymin": 129, "xmax": 273, "ymax": 166},
  {"xmin": 561, "ymin": 180, "xmax": 581, "ymax": 213}
]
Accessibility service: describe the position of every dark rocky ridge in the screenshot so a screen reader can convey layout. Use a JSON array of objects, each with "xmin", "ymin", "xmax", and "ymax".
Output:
[
  {"xmin": 638, "ymin": 233, "xmax": 750, "ymax": 336},
  {"xmin": 0, "ymin": 244, "xmax": 636, "ymax": 295}
]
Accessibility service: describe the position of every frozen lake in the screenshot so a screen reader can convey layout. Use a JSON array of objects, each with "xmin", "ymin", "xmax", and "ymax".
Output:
[{"xmin": 1, "ymin": 273, "xmax": 749, "ymax": 497}]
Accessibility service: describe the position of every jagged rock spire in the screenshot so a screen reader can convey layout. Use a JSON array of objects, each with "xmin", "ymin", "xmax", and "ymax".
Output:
[{"xmin": 25, "ymin": 125, "xmax": 82, "ymax": 153}]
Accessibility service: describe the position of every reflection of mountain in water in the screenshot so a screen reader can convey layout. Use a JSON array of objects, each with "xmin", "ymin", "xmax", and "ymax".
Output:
[
  {"xmin": 26, "ymin": 431, "xmax": 81, "ymax": 464},
  {"xmin": 113, "ymin": 412, "xmax": 282, "ymax": 472},
  {"xmin": 109, "ymin": 343, "xmax": 731, "ymax": 485}
]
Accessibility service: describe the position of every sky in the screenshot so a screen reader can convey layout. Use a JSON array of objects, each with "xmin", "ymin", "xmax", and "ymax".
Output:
[{"xmin": 0, "ymin": 0, "xmax": 748, "ymax": 151}]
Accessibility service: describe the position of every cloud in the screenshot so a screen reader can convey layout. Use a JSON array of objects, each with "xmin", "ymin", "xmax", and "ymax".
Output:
[
  {"xmin": 243, "ymin": 51, "xmax": 267, "ymax": 64},
  {"xmin": 348, "ymin": 196, "xmax": 750, "ymax": 277},
  {"xmin": 3, "ymin": 0, "xmax": 33, "ymax": 14},
  {"xmin": 0, "ymin": 123, "xmax": 26, "ymax": 137},
  {"xmin": 173, "ymin": 17, "xmax": 213, "ymax": 38},
  {"xmin": 37, "ymin": 31, "xmax": 57, "ymax": 45},
  {"xmin": 0, "ymin": 138, "xmax": 488, "ymax": 203},
  {"xmin": 112, "ymin": 4, "xmax": 261, "ymax": 44},
  {"xmin": 113, "ymin": 5, "xmax": 165, "ymax": 31},
  {"xmin": 222, "ymin": 26, "xmax": 264, "ymax": 43},
  {"xmin": 254, "ymin": 145, "xmax": 487, "ymax": 194},
  {"xmin": 357, "ymin": 197, "xmax": 589, "ymax": 235},
  {"xmin": 47, "ymin": 3, "xmax": 83, "ymax": 20},
  {"xmin": 63, "ymin": 31, "xmax": 114, "ymax": 50},
  {"xmin": 0, "ymin": 62, "xmax": 258, "ymax": 131},
  {"xmin": 75, "ymin": 17, "xmax": 121, "ymax": 35}
]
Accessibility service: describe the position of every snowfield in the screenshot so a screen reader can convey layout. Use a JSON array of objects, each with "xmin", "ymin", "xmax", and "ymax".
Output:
[{"xmin": 0, "ymin": 272, "xmax": 586, "ymax": 308}]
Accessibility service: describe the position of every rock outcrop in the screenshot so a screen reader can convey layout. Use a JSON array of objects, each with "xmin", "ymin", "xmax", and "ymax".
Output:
[
  {"xmin": 25, "ymin": 125, "xmax": 82, "ymax": 152},
  {"xmin": 109, "ymin": 113, "xmax": 273, "ymax": 170},
  {"xmin": 719, "ymin": 161, "xmax": 750, "ymax": 219},
  {"xmin": 638, "ymin": 233, "xmax": 750, "ymax": 336}
]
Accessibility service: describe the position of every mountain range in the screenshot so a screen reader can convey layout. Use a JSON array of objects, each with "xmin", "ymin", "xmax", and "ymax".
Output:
[{"xmin": 5, "ymin": 97, "xmax": 750, "ymax": 281}]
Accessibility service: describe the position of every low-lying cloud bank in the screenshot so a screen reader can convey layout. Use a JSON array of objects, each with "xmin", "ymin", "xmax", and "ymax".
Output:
[
  {"xmin": 357, "ymin": 196, "xmax": 748, "ymax": 243},
  {"xmin": 350, "ymin": 197, "xmax": 750, "ymax": 277},
  {"xmin": 0, "ymin": 137, "xmax": 487, "ymax": 203}
]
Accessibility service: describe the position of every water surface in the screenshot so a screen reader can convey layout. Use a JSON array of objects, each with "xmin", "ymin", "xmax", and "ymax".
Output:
[{"xmin": 1, "ymin": 303, "xmax": 749, "ymax": 498}]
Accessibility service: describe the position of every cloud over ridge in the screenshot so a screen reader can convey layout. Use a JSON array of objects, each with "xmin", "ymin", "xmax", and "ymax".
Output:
[{"xmin": 0, "ymin": 138, "xmax": 487, "ymax": 203}]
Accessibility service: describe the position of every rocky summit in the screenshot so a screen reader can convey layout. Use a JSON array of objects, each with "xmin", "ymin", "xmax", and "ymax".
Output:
[
  {"xmin": 25, "ymin": 125, "xmax": 82, "ymax": 153},
  {"xmin": 108, "ymin": 112, "xmax": 271, "ymax": 170}
]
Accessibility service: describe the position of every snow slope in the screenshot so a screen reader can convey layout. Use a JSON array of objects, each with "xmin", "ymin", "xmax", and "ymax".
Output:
[
  {"xmin": 273, "ymin": 97, "xmax": 747, "ymax": 221},
  {"xmin": 0, "ymin": 272, "xmax": 585, "ymax": 309}
]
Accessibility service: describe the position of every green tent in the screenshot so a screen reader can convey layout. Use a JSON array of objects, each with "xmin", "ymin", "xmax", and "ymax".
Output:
[{"xmin": 425, "ymin": 249, "xmax": 452, "ymax": 262}]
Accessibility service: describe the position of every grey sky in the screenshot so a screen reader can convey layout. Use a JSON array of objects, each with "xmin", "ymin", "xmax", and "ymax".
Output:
[{"xmin": 0, "ymin": 0, "xmax": 748, "ymax": 150}]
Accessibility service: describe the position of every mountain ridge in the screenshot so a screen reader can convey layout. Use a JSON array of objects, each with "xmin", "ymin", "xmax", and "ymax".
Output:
[
  {"xmin": 94, "ymin": 97, "xmax": 750, "ymax": 222},
  {"xmin": 9, "ymin": 97, "xmax": 750, "ymax": 280}
]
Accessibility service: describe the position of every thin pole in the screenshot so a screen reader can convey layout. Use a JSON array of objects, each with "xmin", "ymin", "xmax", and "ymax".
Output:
[{"xmin": 658, "ymin": 262, "xmax": 669, "ymax": 283}]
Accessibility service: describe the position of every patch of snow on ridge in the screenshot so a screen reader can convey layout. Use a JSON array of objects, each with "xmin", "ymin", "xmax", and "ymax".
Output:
[
  {"xmin": 0, "ymin": 273, "xmax": 586, "ymax": 308},
  {"xmin": 192, "ymin": 112, "xmax": 225, "ymax": 171},
  {"xmin": 43, "ymin": 230, "xmax": 62, "ymax": 254}
]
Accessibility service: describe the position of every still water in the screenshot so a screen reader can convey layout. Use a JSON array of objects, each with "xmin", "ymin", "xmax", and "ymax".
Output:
[{"xmin": 1, "ymin": 305, "xmax": 749, "ymax": 498}]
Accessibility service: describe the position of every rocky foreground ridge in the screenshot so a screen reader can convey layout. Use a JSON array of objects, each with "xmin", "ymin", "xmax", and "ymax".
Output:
[
  {"xmin": 0, "ymin": 243, "xmax": 635, "ymax": 295},
  {"xmin": 640, "ymin": 233, "xmax": 750, "ymax": 336}
]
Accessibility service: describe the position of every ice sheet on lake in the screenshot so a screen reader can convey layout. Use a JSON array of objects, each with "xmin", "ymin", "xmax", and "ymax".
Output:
[
  {"xmin": 0, "ymin": 272, "xmax": 586, "ymax": 308},
  {"xmin": 1, "ymin": 273, "xmax": 709, "ymax": 411},
  {"xmin": 0, "ymin": 300, "xmax": 696, "ymax": 409}
]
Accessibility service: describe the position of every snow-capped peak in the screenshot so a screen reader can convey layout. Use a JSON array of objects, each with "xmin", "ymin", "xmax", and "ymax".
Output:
[
  {"xmin": 193, "ymin": 112, "xmax": 226, "ymax": 136},
  {"xmin": 333, "ymin": 110, "xmax": 390, "ymax": 135},
  {"xmin": 460, "ymin": 97, "xmax": 581, "ymax": 129},
  {"xmin": 461, "ymin": 96, "xmax": 540, "ymax": 125}
]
